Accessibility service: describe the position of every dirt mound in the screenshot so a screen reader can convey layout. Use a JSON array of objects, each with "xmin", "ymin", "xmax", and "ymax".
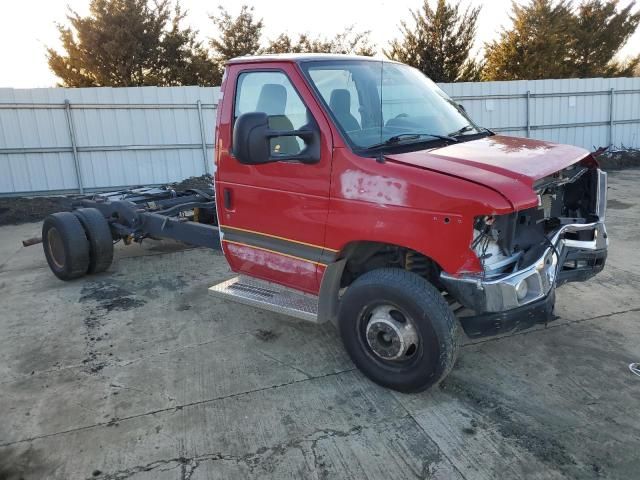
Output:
[
  {"xmin": 597, "ymin": 148, "xmax": 640, "ymax": 170},
  {"xmin": 0, "ymin": 196, "xmax": 74, "ymax": 226},
  {"xmin": 168, "ymin": 174, "xmax": 213, "ymax": 192}
]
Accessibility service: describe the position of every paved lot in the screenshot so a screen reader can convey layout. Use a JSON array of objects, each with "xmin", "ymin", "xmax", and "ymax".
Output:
[{"xmin": 1, "ymin": 170, "xmax": 639, "ymax": 480}]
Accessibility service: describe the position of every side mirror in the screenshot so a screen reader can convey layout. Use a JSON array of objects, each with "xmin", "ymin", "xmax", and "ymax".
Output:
[
  {"xmin": 232, "ymin": 112, "xmax": 321, "ymax": 165},
  {"xmin": 232, "ymin": 112, "xmax": 271, "ymax": 165}
]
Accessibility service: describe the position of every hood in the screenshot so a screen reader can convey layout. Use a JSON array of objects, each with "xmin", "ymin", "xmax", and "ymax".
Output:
[{"xmin": 385, "ymin": 135, "xmax": 590, "ymax": 210}]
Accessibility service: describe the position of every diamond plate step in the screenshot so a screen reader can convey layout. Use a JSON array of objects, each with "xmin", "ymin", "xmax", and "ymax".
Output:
[{"xmin": 209, "ymin": 276, "xmax": 319, "ymax": 322}]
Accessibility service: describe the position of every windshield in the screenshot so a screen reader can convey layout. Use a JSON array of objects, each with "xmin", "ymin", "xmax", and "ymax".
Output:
[{"xmin": 303, "ymin": 60, "xmax": 483, "ymax": 151}]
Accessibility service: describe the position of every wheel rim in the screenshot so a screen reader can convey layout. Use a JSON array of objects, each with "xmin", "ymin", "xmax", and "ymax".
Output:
[
  {"xmin": 47, "ymin": 227, "xmax": 65, "ymax": 269},
  {"xmin": 364, "ymin": 305, "xmax": 419, "ymax": 361}
]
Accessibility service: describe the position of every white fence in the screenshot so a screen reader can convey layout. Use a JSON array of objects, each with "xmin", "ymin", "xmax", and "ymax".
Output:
[
  {"xmin": 1, "ymin": 77, "xmax": 639, "ymax": 196},
  {"xmin": 445, "ymin": 77, "xmax": 640, "ymax": 151},
  {"xmin": 0, "ymin": 86, "xmax": 219, "ymax": 196}
]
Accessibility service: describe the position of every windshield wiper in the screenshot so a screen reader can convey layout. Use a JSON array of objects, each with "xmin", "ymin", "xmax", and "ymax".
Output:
[
  {"xmin": 364, "ymin": 132, "xmax": 458, "ymax": 150},
  {"xmin": 449, "ymin": 124, "xmax": 494, "ymax": 138},
  {"xmin": 448, "ymin": 124, "xmax": 476, "ymax": 137}
]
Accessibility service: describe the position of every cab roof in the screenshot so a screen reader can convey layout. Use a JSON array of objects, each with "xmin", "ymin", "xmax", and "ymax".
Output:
[{"xmin": 227, "ymin": 53, "xmax": 398, "ymax": 65}]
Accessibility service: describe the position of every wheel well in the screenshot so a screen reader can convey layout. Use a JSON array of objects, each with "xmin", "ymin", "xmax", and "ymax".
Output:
[{"xmin": 338, "ymin": 241, "xmax": 442, "ymax": 289}]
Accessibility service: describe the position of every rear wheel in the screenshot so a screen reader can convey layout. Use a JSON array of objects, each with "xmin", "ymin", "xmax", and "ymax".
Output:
[
  {"xmin": 73, "ymin": 208, "xmax": 114, "ymax": 274},
  {"xmin": 338, "ymin": 268, "xmax": 460, "ymax": 393},
  {"xmin": 42, "ymin": 212, "xmax": 90, "ymax": 280}
]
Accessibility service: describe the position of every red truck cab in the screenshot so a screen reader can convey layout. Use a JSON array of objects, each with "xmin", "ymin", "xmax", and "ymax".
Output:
[{"xmin": 210, "ymin": 54, "xmax": 608, "ymax": 392}]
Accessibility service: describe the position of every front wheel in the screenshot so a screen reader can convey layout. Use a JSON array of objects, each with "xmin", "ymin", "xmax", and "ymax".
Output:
[{"xmin": 338, "ymin": 268, "xmax": 460, "ymax": 393}]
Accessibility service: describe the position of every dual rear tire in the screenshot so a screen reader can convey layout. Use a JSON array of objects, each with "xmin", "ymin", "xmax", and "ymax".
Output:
[{"xmin": 42, "ymin": 208, "xmax": 114, "ymax": 280}]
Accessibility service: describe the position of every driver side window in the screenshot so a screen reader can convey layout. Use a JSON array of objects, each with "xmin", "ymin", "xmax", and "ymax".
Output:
[{"xmin": 234, "ymin": 71, "xmax": 308, "ymax": 156}]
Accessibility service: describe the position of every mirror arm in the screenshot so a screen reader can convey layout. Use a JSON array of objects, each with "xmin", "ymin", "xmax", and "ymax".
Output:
[
  {"xmin": 270, "ymin": 153, "xmax": 317, "ymax": 164},
  {"xmin": 263, "ymin": 128, "xmax": 320, "ymax": 164},
  {"xmin": 265, "ymin": 129, "xmax": 315, "ymax": 140}
]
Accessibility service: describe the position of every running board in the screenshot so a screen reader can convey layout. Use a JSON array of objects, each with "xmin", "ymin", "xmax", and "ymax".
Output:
[{"xmin": 208, "ymin": 276, "xmax": 319, "ymax": 323}]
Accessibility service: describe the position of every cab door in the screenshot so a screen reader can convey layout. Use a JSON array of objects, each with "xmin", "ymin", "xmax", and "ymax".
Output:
[{"xmin": 215, "ymin": 62, "xmax": 334, "ymax": 294}]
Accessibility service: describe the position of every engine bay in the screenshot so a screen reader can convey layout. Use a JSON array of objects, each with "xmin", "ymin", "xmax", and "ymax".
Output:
[{"xmin": 472, "ymin": 165, "xmax": 602, "ymax": 278}]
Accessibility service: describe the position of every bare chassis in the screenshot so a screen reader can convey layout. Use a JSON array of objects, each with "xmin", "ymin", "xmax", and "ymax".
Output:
[{"xmin": 43, "ymin": 186, "xmax": 221, "ymax": 250}]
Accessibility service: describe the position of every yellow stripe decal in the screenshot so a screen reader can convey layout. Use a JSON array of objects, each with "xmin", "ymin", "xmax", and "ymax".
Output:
[
  {"xmin": 222, "ymin": 239, "xmax": 328, "ymax": 266},
  {"xmin": 219, "ymin": 224, "xmax": 339, "ymax": 252}
]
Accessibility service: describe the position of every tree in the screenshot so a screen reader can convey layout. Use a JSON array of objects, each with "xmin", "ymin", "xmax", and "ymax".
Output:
[
  {"xmin": 154, "ymin": 5, "xmax": 218, "ymax": 86},
  {"xmin": 47, "ymin": 0, "xmax": 217, "ymax": 87},
  {"xmin": 603, "ymin": 55, "xmax": 640, "ymax": 77},
  {"xmin": 483, "ymin": 0, "xmax": 640, "ymax": 80},
  {"xmin": 571, "ymin": 0, "xmax": 640, "ymax": 77},
  {"xmin": 329, "ymin": 28, "xmax": 376, "ymax": 56},
  {"xmin": 385, "ymin": 0, "xmax": 482, "ymax": 82},
  {"xmin": 483, "ymin": 0, "xmax": 574, "ymax": 80},
  {"xmin": 263, "ymin": 27, "xmax": 375, "ymax": 56},
  {"xmin": 209, "ymin": 5, "xmax": 264, "ymax": 81}
]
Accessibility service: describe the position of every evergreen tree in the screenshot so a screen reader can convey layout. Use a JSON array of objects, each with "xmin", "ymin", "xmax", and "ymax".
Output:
[
  {"xmin": 47, "ymin": 0, "xmax": 216, "ymax": 87},
  {"xmin": 209, "ymin": 5, "xmax": 264, "ymax": 81},
  {"xmin": 571, "ymin": 0, "xmax": 640, "ymax": 77},
  {"xmin": 483, "ymin": 0, "xmax": 640, "ymax": 80},
  {"xmin": 385, "ymin": 0, "xmax": 482, "ymax": 82}
]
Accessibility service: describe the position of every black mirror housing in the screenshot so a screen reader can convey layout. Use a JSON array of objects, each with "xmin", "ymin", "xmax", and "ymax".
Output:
[
  {"xmin": 232, "ymin": 112, "xmax": 272, "ymax": 165},
  {"xmin": 232, "ymin": 112, "xmax": 321, "ymax": 165}
]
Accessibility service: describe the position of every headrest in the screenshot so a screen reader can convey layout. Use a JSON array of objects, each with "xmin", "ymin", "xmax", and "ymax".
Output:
[
  {"xmin": 256, "ymin": 84, "xmax": 287, "ymax": 115},
  {"xmin": 329, "ymin": 89, "xmax": 352, "ymax": 114}
]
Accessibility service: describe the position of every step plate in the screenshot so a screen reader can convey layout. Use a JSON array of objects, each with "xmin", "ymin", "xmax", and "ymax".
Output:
[{"xmin": 209, "ymin": 276, "xmax": 319, "ymax": 323}]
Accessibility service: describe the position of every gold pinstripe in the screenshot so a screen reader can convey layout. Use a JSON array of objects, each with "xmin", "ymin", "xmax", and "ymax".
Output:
[{"xmin": 219, "ymin": 224, "xmax": 339, "ymax": 252}]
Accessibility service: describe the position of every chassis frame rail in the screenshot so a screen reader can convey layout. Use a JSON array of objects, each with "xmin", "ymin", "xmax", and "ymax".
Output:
[{"xmin": 75, "ymin": 186, "xmax": 220, "ymax": 249}]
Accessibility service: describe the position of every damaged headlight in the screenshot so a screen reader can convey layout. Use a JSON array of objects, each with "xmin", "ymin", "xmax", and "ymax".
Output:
[{"xmin": 472, "ymin": 214, "xmax": 521, "ymax": 277}]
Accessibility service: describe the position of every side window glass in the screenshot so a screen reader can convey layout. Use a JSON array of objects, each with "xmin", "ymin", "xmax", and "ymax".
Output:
[
  {"xmin": 307, "ymin": 69, "xmax": 362, "ymax": 134},
  {"xmin": 234, "ymin": 71, "xmax": 309, "ymax": 155}
]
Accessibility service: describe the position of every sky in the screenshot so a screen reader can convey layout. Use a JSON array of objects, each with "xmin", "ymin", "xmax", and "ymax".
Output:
[{"xmin": 1, "ymin": 0, "xmax": 639, "ymax": 88}]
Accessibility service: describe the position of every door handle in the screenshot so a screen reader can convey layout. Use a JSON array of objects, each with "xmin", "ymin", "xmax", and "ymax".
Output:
[{"xmin": 223, "ymin": 188, "xmax": 232, "ymax": 209}]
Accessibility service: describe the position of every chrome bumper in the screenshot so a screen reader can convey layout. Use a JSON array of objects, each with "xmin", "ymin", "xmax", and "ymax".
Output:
[{"xmin": 441, "ymin": 169, "xmax": 608, "ymax": 314}]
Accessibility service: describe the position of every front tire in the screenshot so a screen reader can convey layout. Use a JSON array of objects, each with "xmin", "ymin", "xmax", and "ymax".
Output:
[{"xmin": 338, "ymin": 268, "xmax": 460, "ymax": 393}]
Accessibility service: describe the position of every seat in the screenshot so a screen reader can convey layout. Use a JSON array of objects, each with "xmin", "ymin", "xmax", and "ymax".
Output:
[
  {"xmin": 329, "ymin": 89, "xmax": 361, "ymax": 133},
  {"xmin": 256, "ymin": 84, "xmax": 300, "ymax": 155}
]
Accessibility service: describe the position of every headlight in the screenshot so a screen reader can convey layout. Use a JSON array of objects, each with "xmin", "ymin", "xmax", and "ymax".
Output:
[{"xmin": 515, "ymin": 279, "xmax": 528, "ymax": 300}]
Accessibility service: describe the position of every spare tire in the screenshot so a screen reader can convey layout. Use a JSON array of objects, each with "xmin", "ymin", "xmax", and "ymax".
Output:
[
  {"xmin": 42, "ymin": 212, "xmax": 90, "ymax": 280},
  {"xmin": 73, "ymin": 208, "xmax": 114, "ymax": 274}
]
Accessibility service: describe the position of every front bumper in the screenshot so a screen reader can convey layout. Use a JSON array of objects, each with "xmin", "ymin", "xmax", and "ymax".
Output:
[
  {"xmin": 441, "ymin": 169, "xmax": 608, "ymax": 338},
  {"xmin": 458, "ymin": 289, "xmax": 557, "ymax": 338}
]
